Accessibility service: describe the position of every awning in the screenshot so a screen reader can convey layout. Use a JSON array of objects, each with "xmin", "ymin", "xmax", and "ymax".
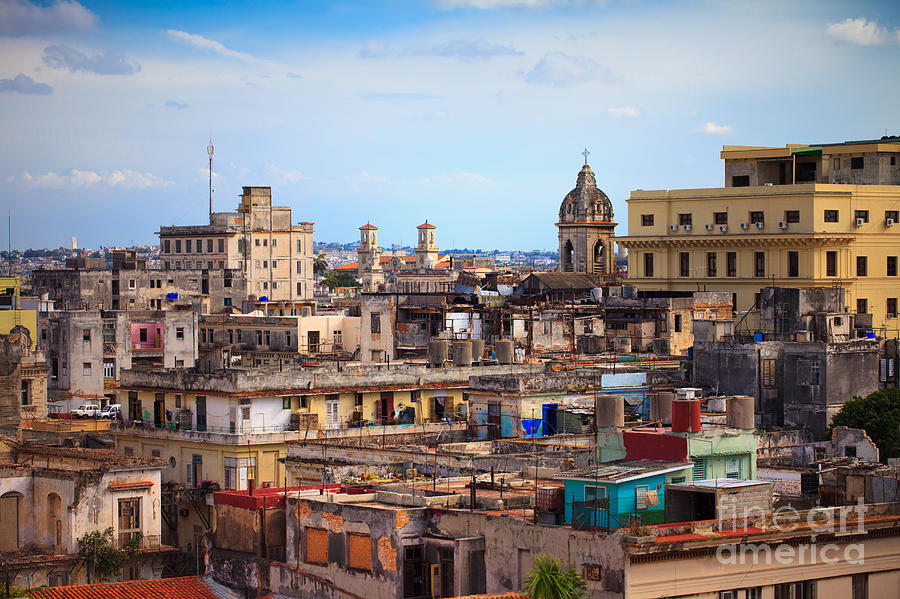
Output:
[{"xmin": 791, "ymin": 146, "xmax": 822, "ymax": 156}]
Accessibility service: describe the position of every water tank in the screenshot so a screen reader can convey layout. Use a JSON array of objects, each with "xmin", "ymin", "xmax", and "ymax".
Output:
[
  {"xmin": 707, "ymin": 396, "xmax": 726, "ymax": 413},
  {"xmin": 428, "ymin": 339, "xmax": 448, "ymax": 368},
  {"xmin": 672, "ymin": 399, "xmax": 702, "ymax": 433},
  {"xmin": 452, "ymin": 341, "xmax": 473, "ymax": 367},
  {"xmin": 726, "ymin": 395, "xmax": 755, "ymax": 430},
  {"xmin": 471, "ymin": 339, "xmax": 485, "ymax": 363},
  {"xmin": 614, "ymin": 336, "xmax": 632, "ymax": 354},
  {"xmin": 650, "ymin": 391, "xmax": 674, "ymax": 425},
  {"xmin": 495, "ymin": 340, "xmax": 514, "ymax": 364},
  {"xmin": 595, "ymin": 395, "xmax": 624, "ymax": 429}
]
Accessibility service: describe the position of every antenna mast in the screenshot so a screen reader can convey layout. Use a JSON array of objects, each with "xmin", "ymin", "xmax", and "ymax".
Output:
[{"xmin": 207, "ymin": 139, "xmax": 215, "ymax": 223}]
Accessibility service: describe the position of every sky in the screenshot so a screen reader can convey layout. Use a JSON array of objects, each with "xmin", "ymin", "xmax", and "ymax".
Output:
[{"xmin": 1, "ymin": 0, "xmax": 899, "ymax": 252}]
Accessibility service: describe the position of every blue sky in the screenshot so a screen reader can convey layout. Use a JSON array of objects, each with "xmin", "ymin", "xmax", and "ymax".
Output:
[{"xmin": 1, "ymin": 0, "xmax": 899, "ymax": 251}]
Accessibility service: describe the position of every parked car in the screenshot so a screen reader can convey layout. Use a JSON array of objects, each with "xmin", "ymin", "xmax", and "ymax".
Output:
[
  {"xmin": 98, "ymin": 404, "xmax": 121, "ymax": 419},
  {"xmin": 72, "ymin": 404, "xmax": 102, "ymax": 418}
]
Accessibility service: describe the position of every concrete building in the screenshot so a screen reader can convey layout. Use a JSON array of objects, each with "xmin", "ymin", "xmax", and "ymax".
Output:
[
  {"xmin": 40, "ymin": 309, "xmax": 198, "ymax": 411},
  {"xmin": 0, "ymin": 327, "xmax": 49, "ymax": 436},
  {"xmin": 0, "ymin": 276, "xmax": 38, "ymax": 348},
  {"xmin": 619, "ymin": 138, "xmax": 900, "ymax": 329},
  {"xmin": 0, "ymin": 439, "xmax": 171, "ymax": 588},
  {"xmin": 158, "ymin": 186, "xmax": 315, "ymax": 301},
  {"xmin": 356, "ymin": 223, "xmax": 384, "ymax": 292},
  {"xmin": 557, "ymin": 158, "xmax": 617, "ymax": 278}
]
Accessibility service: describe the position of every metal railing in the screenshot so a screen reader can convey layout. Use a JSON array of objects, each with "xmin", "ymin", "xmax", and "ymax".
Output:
[{"xmin": 116, "ymin": 533, "xmax": 160, "ymax": 550}]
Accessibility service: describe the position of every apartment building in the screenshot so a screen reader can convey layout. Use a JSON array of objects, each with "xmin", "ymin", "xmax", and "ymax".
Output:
[
  {"xmin": 619, "ymin": 138, "xmax": 900, "ymax": 330},
  {"xmin": 158, "ymin": 186, "xmax": 315, "ymax": 301},
  {"xmin": 40, "ymin": 309, "xmax": 197, "ymax": 411},
  {"xmin": 0, "ymin": 276, "xmax": 38, "ymax": 347}
]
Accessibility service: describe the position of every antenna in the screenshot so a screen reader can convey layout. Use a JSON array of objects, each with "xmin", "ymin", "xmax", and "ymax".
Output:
[{"xmin": 207, "ymin": 139, "xmax": 215, "ymax": 223}]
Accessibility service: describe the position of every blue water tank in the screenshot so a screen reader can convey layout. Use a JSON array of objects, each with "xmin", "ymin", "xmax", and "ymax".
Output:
[
  {"xmin": 167, "ymin": 292, "xmax": 178, "ymax": 300},
  {"xmin": 754, "ymin": 333, "xmax": 763, "ymax": 342},
  {"xmin": 259, "ymin": 295, "xmax": 269, "ymax": 301},
  {"xmin": 867, "ymin": 331, "xmax": 876, "ymax": 339}
]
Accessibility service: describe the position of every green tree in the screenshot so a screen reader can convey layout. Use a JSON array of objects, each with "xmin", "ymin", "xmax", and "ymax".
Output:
[
  {"xmin": 322, "ymin": 271, "xmax": 361, "ymax": 290},
  {"xmin": 78, "ymin": 527, "xmax": 128, "ymax": 582},
  {"xmin": 522, "ymin": 553, "xmax": 587, "ymax": 599},
  {"xmin": 827, "ymin": 387, "xmax": 900, "ymax": 461},
  {"xmin": 313, "ymin": 253, "xmax": 328, "ymax": 284}
]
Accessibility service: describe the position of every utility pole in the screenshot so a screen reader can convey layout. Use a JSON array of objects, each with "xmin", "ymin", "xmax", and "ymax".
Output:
[{"xmin": 207, "ymin": 139, "xmax": 214, "ymax": 223}]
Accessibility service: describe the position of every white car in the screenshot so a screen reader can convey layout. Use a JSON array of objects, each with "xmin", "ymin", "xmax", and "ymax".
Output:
[
  {"xmin": 98, "ymin": 404, "xmax": 121, "ymax": 419},
  {"xmin": 72, "ymin": 404, "xmax": 101, "ymax": 418}
]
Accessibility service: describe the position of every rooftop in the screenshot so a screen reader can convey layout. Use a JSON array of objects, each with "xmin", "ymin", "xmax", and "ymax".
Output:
[
  {"xmin": 28, "ymin": 576, "xmax": 220, "ymax": 599},
  {"xmin": 557, "ymin": 460, "xmax": 692, "ymax": 483}
]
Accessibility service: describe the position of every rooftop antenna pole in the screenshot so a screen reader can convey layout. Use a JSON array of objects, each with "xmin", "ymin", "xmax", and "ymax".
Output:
[{"xmin": 207, "ymin": 139, "xmax": 215, "ymax": 224}]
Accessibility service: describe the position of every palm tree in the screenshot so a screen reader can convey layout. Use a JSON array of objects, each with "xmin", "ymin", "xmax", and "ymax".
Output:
[
  {"xmin": 522, "ymin": 553, "xmax": 587, "ymax": 599},
  {"xmin": 313, "ymin": 253, "xmax": 328, "ymax": 284}
]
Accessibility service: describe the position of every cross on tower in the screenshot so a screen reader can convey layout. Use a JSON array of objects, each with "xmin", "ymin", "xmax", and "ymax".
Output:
[{"xmin": 582, "ymin": 147, "xmax": 590, "ymax": 165}]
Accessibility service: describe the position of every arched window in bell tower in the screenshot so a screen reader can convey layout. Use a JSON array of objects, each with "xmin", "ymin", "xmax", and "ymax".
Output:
[
  {"xmin": 563, "ymin": 240, "xmax": 574, "ymax": 272},
  {"xmin": 593, "ymin": 240, "xmax": 605, "ymax": 276}
]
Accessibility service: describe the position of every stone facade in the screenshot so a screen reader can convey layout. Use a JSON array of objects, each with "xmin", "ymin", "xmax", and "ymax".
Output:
[
  {"xmin": 557, "ymin": 162, "xmax": 616, "ymax": 278},
  {"xmin": 0, "ymin": 327, "xmax": 49, "ymax": 436}
]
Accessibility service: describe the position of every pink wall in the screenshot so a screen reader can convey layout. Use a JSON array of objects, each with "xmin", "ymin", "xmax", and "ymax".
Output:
[{"xmin": 131, "ymin": 323, "xmax": 163, "ymax": 350}]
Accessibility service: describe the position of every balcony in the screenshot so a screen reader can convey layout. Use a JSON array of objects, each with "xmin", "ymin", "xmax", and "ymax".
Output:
[{"xmin": 116, "ymin": 533, "xmax": 161, "ymax": 551}]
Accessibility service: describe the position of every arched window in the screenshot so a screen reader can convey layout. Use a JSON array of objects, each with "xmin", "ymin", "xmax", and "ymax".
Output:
[
  {"xmin": 593, "ymin": 241, "xmax": 605, "ymax": 276},
  {"xmin": 0, "ymin": 492, "xmax": 23, "ymax": 551},
  {"xmin": 563, "ymin": 240, "xmax": 575, "ymax": 272},
  {"xmin": 48, "ymin": 492, "xmax": 62, "ymax": 548}
]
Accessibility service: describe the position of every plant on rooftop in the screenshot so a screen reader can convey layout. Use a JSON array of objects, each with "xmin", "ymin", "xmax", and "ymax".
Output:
[
  {"xmin": 78, "ymin": 527, "xmax": 128, "ymax": 582},
  {"xmin": 522, "ymin": 553, "xmax": 587, "ymax": 599},
  {"xmin": 313, "ymin": 253, "xmax": 328, "ymax": 284},
  {"xmin": 827, "ymin": 387, "xmax": 900, "ymax": 461}
]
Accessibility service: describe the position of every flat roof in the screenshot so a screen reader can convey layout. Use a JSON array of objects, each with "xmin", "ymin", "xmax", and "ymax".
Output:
[
  {"xmin": 668, "ymin": 478, "xmax": 771, "ymax": 491},
  {"xmin": 556, "ymin": 460, "xmax": 692, "ymax": 483}
]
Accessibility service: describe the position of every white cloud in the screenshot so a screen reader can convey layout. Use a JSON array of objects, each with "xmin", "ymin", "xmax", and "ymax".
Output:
[
  {"xmin": 43, "ymin": 44, "xmax": 140, "ymax": 75},
  {"xmin": 0, "ymin": 0, "xmax": 97, "ymax": 37},
  {"xmin": 608, "ymin": 106, "xmax": 639, "ymax": 118},
  {"xmin": 0, "ymin": 73, "xmax": 52, "ymax": 95},
  {"xmin": 412, "ymin": 37, "xmax": 523, "ymax": 59},
  {"xmin": 693, "ymin": 122, "xmax": 733, "ymax": 135},
  {"xmin": 524, "ymin": 52, "xmax": 613, "ymax": 87},
  {"xmin": 826, "ymin": 17, "xmax": 891, "ymax": 46},
  {"xmin": 359, "ymin": 41, "xmax": 391, "ymax": 58},
  {"xmin": 266, "ymin": 164, "xmax": 309, "ymax": 184},
  {"xmin": 419, "ymin": 172, "xmax": 494, "ymax": 185},
  {"xmin": 434, "ymin": 0, "xmax": 564, "ymax": 9},
  {"xmin": 15, "ymin": 168, "xmax": 172, "ymax": 189},
  {"xmin": 165, "ymin": 29, "xmax": 255, "ymax": 62}
]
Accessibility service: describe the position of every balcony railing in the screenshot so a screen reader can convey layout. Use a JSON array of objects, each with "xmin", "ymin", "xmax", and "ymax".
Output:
[{"xmin": 116, "ymin": 533, "xmax": 160, "ymax": 551}]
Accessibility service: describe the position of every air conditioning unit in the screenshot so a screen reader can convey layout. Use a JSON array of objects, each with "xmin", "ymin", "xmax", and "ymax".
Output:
[
  {"xmin": 778, "ymin": 221, "xmax": 788, "ymax": 229},
  {"xmin": 705, "ymin": 223, "xmax": 714, "ymax": 231},
  {"xmin": 740, "ymin": 223, "xmax": 749, "ymax": 230},
  {"xmin": 682, "ymin": 224, "xmax": 692, "ymax": 231},
  {"xmin": 887, "ymin": 218, "xmax": 895, "ymax": 227},
  {"xmin": 888, "ymin": 313, "xmax": 896, "ymax": 319},
  {"xmin": 855, "ymin": 218, "xmax": 865, "ymax": 227},
  {"xmin": 718, "ymin": 225, "xmax": 728, "ymax": 233},
  {"xmin": 754, "ymin": 222, "xmax": 764, "ymax": 229},
  {"xmin": 669, "ymin": 224, "xmax": 678, "ymax": 232}
]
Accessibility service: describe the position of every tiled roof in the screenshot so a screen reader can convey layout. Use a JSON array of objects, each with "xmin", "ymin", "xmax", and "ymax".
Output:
[{"xmin": 29, "ymin": 576, "xmax": 220, "ymax": 599}]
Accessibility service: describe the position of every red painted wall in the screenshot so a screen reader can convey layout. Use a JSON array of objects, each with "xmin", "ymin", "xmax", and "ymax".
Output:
[{"xmin": 623, "ymin": 430, "xmax": 688, "ymax": 461}]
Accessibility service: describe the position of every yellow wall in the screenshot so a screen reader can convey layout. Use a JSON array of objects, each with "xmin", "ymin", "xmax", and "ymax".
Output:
[
  {"xmin": 298, "ymin": 388, "xmax": 466, "ymax": 428},
  {"xmin": 621, "ymin": 184, "xmax": 900, "ymax": 328}
]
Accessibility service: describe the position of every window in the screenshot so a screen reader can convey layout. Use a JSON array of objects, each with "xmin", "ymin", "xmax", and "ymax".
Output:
[
  {"xmin": 218, "ymin": 239, "xmax": 225, "ymax": 252},
  {"xmin": 104, "ymin": 359, "xmax": 115, "ymax": 378},
  {"xmin": 785, "ymin": 210, "xmax": 800, "ymax": 223},
  {"xmin": 163, "ymin": 240, "xmax": 171, "ymax": 253},
  {"xmin": 889, "ymin": 256, "xmax": 898, "ymax": 277},
  {"xmin": 851, "ymin": 157, "xmax": 864, "ymax": 170},
  {"xmin": 644, "ymin": 252, "xmax": 654, "ymax": 277},
  {"xmin": 754, "ymin": 252, "xmax": 765, "ymax": 277},
  {"xmin": 810, "ymin": 360, "xmax": 820, "ymax": 385},
  {"xmin": 674, "ymin": 314, "xmax": 682, "ymax": 333},
  {"xmin": 139, "ymin": 328, "xmax": 148, "ymax": 342},
  {"xmin": 296, "ymin": 261, "xmax": 302, "ymax": 274},
  {"xmin": 719, "ymin": 591, "xmax": 737, "ymax": 599},
  {"xmin": 635, "ymin": 485, "xmax": 649, "ymax": 510},
  {"xmin": 176, "ymin": 327, "xmax": 184, "ymax": 340},
  {"xmin": 128, "ymin": 279, "xmax": 136, "ymax": 289},
  {"xmin": 263, "ymin": 261, "xmax": 268, "ymax": 268},
  {"xmin": 775, "ymin": 581, "xmax": 816, "ymax": 599},
  {"xmin": 824, "ymin": 210, "xmax": 839, "ymax": 223},
  {"xmin": 262, "ymin": 282, "xmax": 267, "ymax": 290},
  {"xmin": 82, "ymin": 329, "xmax": 91, "ymax": 342},
  {"xmin": 857, "ymin": 298, "xmax": 868, "ymax": 314},
  {"xmin": 732, "ymin": 175, "xmax": 750, "ymax": 187},
  {"xmin": 679, "ymin": 252, "xmax": 689, "ymax": 277},
  {"xmin": 726, "ymin": 252, "xmax": 736, "ymax": 277},
  {"xmin": 82, "ymin": 362, "xmax": 91, "ymax": 376},
  {"xmin": 678, "ymin": 213, "xmax": 692, "ymax": 226},
  {"xmin": 788, "ymin": 251, "xmax": 799, "ymax": 278},
  {"xmin": 584, "ymin": 485, "xmax": 607, "ymax": 502},
  {"xmin": 888, "ymin": 298, "xmax": 897, "ymax": 317},
  {"xmin": 706, "ymin": 252, "xmax": 717, "ymax": 277},
  {"xmin": 224, "ymin": 297, "xmax": 232, "ymax": 307},
  {"xmin": 20, "ymin": 380, "xmax": 29, "ymax": 405},
  {"xmin": 299, "ymin": 395, "xmax": 308, "ymax": 409},
  {"xmin": 297, "ymin": 282, "xmax": 303, "ymax": 295},
  {"xmin": 725, "ymin": 457, "xmax": 740, "ymax": 479},
  {"xmin": 892, "ymin": 157, "xmax": 897, "ymax": 166},
  {"xmin": 185, "ymin": 261, "xmax": 192, "ymax": 269},
  {"xmin": 117, "ymin": 498, "xmax": 141, "ymax": 548},
  {"xmin": 887, "ymin": 210, "xmax": 899, "ymax": 223},
  {"xmin": 283, "ymin": 397, "xmax": 291, "ymax": 410},
  {"xmin": 854, "ymin": 210, "xmax": 869, "ymax": 223},
  {"xmin": 271, "ymin": 239, "xmax": 276, "ymax": 247},
  {"xmin": 749, "ymin": 211, "xmax": 764, "ymax": 225},
  {"xmin": 542, "ymin": 320, "xmax": 552, "ymax": 335},
  {"xmin": 272, "ymin": 260, "xmax": 277, "ymax": 268},
  {"xmin": 347, "ymin": 533, "xmax": 372, "ymax": 571},
  {"xmin": 272, "ymin": 281, "xmax": 277, "ymax": 289},
  {"xmin": 714, "ymin": 212, "xmax": 728, "ymax": 225},
  {"xmin": 206, "ymin": 239, "xmax": 213, "ymax": 253},
  {"xmin": 256, "ymin": 330, "xmax": 263, "ymax": 345},
  {"xmin": 763, "ymin": 359, "xmax": 776, "ymax": 387},
  {"xmin": 305, "ymin": 527, "xmax": 328, "ymax": 564},
  {"xmin": 286, "ymin": 331, "xmax": 292, "ymax": 347},
  {"xmin": 857, "ymin": 256, "xmax": 867, "ymax": 277},
  {"xmin": 175, "ymin": 239, "xmax": 182, "ymax": 253},
  {"xmin": 826, "ymin": 251, "xmax": 837, "ymax": 277},
  {"xmin": 255, "ymin": 239, "xmax": 260, "ymax": 247},
  {"xmin": 371, "ymin": 313, "xmax": 381, "ymax": 334},
  {"xmin": 833, "ymin": 158, "xmax": 840, "ymax": 170},
  {"xmin": 175, "ymin": 359, "xmax": 184, "ymax": 368},
  {"xmin": 265, "ymin": 330, "xmax": 270, "ymax": 346},
  {"xmin": 263, "ymin": 239, "xmax": 267, "ymax": 247},
  {"xmin": 692, "ymin": 458, "xmax": 706, "ymax": 481},
  {"xmin": 297, "ymin": 239, "xmax": 303, "ymax": 252},
  {"xmin": 185, "ymin": 239, "xmax": 192, "ymax": 253},
  {"xmin": 334, "ymin": 330, "xmax": 342, "ymax": 348},
  {"xmin": 852, "ymin": 574, "xmax": 868, "ymax": 599},
  {"xmin": 641, "ymin": 214, "xmax": 654, "ymax": 226}
]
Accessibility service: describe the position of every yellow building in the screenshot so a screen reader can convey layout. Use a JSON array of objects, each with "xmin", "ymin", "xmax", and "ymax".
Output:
[
  {"xmin": 619, "ymin": 139, "xmax": 900, "ymax": 331},
  {"xmin": 0, "ymin": 276, "xmax": 37, "ymax": 349}
]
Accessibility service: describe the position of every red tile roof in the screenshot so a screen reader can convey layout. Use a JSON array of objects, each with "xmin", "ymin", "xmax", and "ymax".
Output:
[
  {"xmin": 417, "ymin": 221, "xmax": 436, "ymax": 229},
  {"xmin": 359, "ymin": 223, "xmax": 378, "ymax": 230},
  {"xmin": 29, "ymin": 576, "xmax": 219, "ymax": 599}
]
